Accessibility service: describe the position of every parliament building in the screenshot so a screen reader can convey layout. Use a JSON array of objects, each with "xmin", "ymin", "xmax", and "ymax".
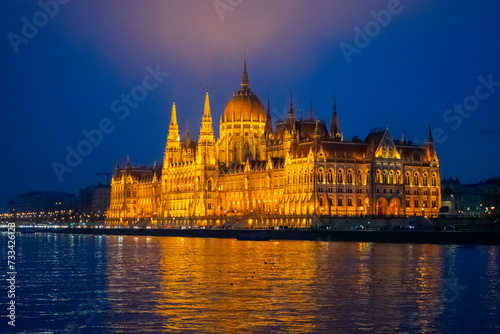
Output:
[{"xmin": 106, "ymin": 62, "xmax": 441, "ymax": 228}]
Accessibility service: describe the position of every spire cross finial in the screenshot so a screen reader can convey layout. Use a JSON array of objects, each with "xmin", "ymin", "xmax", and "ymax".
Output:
[{"xmin": 241, "ymin": 56, "xmax": 249, "ymax": 87}]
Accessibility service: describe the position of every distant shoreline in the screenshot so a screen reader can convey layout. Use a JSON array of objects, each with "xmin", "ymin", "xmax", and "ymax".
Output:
[{"xmin": 4, "ymin": 227, "xmax": 500, "ymax": 245}]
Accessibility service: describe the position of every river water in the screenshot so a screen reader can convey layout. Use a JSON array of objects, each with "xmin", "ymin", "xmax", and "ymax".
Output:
[{"xmin": 1, "ymin": 232, "xmax": 499, "ymax": 333}]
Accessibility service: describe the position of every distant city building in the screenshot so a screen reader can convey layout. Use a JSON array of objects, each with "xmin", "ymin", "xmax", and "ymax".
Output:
[
  {"xmin": 7, "ymin": 191, "xmax": 77, "ymax": 213},
  {"xmin": 77, "ymin": 183, "xmax": 111, "ymax": 218},
  {"xmin": 441, "ymin": 177, "xmax": 500, "ymax": 218},
  {"xmin": 107, "ymin": 61, "xmax": 441, "ymax": 228},
  {"xmin": 7, "ymin": 191, "xmax": 77, "ymax": 222}
]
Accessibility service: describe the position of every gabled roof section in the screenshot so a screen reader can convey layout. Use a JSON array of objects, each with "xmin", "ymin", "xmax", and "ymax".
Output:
[{"xmin": 373, "ymin": 129, "xmax": 400, "ymax": 159}]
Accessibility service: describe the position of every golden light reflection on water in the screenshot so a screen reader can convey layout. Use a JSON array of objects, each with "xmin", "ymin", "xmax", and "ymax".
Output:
[{"xmin": 104, "ymin": 236, "xmax": 451, "ymax": 333}]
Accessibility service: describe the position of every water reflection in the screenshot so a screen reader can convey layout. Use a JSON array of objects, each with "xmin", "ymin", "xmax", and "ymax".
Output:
[
  {"xmin": 102, "ymin": 238, "xmax": 485, "ymax": 333},
  {"xmin": 2, "ymin": 233, "xmax": 499, "ymax": 333}
]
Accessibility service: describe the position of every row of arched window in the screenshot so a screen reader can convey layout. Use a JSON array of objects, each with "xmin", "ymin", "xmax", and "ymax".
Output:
[
  {"xmin": 376, "ymin": 170, "xmax": 402, "ymax": 184},
  {"xmin": 287, "ymin": 168, "xmax": 438, "ymax": 187},
  {"xmin": 404, "ymin": 172, "xmax": 438, "ymax": 187}
]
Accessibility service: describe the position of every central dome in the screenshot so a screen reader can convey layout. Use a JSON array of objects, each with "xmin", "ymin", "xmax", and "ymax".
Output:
[{"xmin": 223, "ymin": 61, "xmax": 266, "ymax": 123}]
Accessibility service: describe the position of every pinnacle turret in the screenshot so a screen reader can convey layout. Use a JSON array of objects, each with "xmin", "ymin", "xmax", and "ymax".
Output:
[{"xmin": 167, "ymin": 102, "xmax": 180, "ymax": 143}]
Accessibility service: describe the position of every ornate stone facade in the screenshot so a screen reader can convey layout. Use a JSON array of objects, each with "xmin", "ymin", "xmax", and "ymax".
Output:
[{"xmin": 106, "ymin": 63, "xmax": 441, "ymax": 228}]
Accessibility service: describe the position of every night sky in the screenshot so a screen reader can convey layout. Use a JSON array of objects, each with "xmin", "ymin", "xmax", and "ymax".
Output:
[{"xmin": 1, "ymin": 0, "xmax": 500, "ymax": 211}]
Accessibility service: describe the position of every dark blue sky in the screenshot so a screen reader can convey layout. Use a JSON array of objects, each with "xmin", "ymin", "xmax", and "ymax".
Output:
[{"xmin": 1, "ymin": 0, "xmax": 500, "ymax": 210}]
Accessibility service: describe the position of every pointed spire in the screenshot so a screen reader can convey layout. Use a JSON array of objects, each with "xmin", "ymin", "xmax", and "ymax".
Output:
[
  {"xmin": 401, "ymin": 130, "xmax": 406, "ymax": 144},
  {"xmin": 199, "ymin": 91, "xmax": 215, "ymax": 144},
  {"xmin": 288, "ymin": 93, "xmax": 295, "ymax": 130},
  {"xmin": 308, "ymin": 101, "xmax": 313, "ymax": 120},
  {"xmin": 314, "ymin": 119, "xmax": 321, "ymax": 136},
  {"xmin": 203, "ymin": 90, "xmax": 212, "ymax": 119},
  {"xmin": 114, "ymin": 161, "xmax": 120, "ymax": 178},
  {"xmin": 330, "ymin": 97, "xmax": 341, "ymax": 139},
  {"xmin": 426, "ymin": 125, "xmax": 435, "ymax": 159},
  {"xmin": 185, "ymin": 120, "xmax": 191, "ymax": 148},
  {"xmin": 265, "ymin": 98, "xmax": 273, "ymax": 136},
  {"xmin": 167, "ymin": 101, "xmax": 180, "ymax": 143},
  {"xmin": 126, "ymin": 154, "xmax": 130, "ymax": 169},
  {"xmin": 300, "ymin": 97, "xmax": 304, "ymax": 120},
  {"xmin": 241, "ymin": 56, "xmax": 249, "ymax": 88},
  {"xmin": 170, "ymin": 101, "xmax": 178, "ymax": 127}
]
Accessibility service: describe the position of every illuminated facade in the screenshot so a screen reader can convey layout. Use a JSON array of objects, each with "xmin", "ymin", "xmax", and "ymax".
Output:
[{"xmin": 106, "ymin": 62, "xmax": 441, "ymax": 227}]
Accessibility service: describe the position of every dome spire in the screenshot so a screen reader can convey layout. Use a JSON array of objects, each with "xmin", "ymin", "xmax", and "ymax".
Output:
[{"xmin": 241, "ymin": 56, "xmax": 249, "ymax": 88}]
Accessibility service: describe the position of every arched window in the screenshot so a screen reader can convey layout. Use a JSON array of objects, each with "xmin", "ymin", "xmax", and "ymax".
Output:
[
  {"xmin": 413, "ymin": 172, "xmax": 419, "ymax": 186},
  {"xmin": 327, "ymin": 169, "xmax": 334, "ymax": 183},
  {"xmin": 328, "ymin": 197, "xmax": 334, "ymax": 207},
  {"xmin": 347, "ymin": 197, "xmax": 353, "ymax": 206},
  {"xmin": 337, "ymin": 169, "xmax": 344, "ymax": 184},
  {"xmin": 376, "ymin": 170, "xmax": 382, "ymax": 184},
  {"xmin": 414, "ymin": 199, "xmax": 419, "ymax": 208},
  {"xmin": 318, "ymin": 168, "xmax": 324, "ymax": 183},
  {"xmin": 347, "ymin": 170, "xmax": 353, "ymax": 184},
  {"xmin": 310, "ymin": 169, "xmax": 314, "ymax": 182},
  {"xmin": 405, "ymin": 172, "xmax": 411, "ymax": 185},
  {"xmin": 388, "ymin": 170, "xmax": 394, "ymax": 184},
  {"xmin": 293, "ymin": 171, "xmax": 296, "ymax": 184},
  {"xmin": 304, "ymin": 172, "xmax": 308, "ymax": 183},
  {"xmin": 423, "ymin": 173, "xmax": 428, "ymax": 187},
  {"xmin": 319, "ymin": 197, "xmax": 324, "ymax": 207},
  {"xmin": 357, "ymin": 170, "xmax": 362, "ymax": 184},
  {"xmin": 208, "ymin": 180, "xmax": 212, "ymax": 191},
  {"xmin": 383, "ymin": 170, "xmax": 388, "ymax": 184},
  {"xmin": 406, "ymin": 199, "xmax": 410, "ymax": 207},
  {"xmin": 126, "ymin": 188, "xmax": 131, "ymax": 197},
  {"xmin": 396, "ymin": 171, "xmax": 402, "ymax": 184},
  {"xmin": 431, "ymin": 173, "xmax": 437, "ymax": 187},
  {"xmin": 338, "ymin": 197, "xmax": 343, "ymax": 206},
  {"xmin": 298, "ymin": 170, "xmax": 302, "ymax": 184}
]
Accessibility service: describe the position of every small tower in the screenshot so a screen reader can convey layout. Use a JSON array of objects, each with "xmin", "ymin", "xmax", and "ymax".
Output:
[
  {"xmin": 197, "ymin": 91, "xmax": 216, "ymax": 164},
  {"xmin": 165, "ymin": 102, "xmax": 181, "ymax": 165},
  {"xmin": 195, "ymin": 91, "xmax": 218, "ymax": 218},
  {"xmin": 330, "ymin": 97, "xmax": 343, "ymax": 140}
]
